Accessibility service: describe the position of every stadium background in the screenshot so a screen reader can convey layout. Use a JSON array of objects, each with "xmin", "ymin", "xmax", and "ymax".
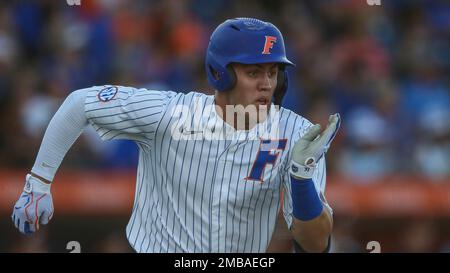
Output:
[{"xmin": 0, "ymin": 0, "xmax": 449, "ymax": 252}]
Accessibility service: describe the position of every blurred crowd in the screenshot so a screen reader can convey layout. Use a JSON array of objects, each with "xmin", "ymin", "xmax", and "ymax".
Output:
[{"xmin": 0, "ymin": 0, "xmax": 449, "ymax": 181}]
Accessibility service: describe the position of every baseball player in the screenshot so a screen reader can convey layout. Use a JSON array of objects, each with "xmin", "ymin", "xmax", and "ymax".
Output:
[{"xmin": 12, "ymin": 18, "xmax": 340, "ymax": 253}]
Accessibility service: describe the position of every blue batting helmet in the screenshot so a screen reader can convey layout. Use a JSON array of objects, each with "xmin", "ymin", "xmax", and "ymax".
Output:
[{"xmin": 205, "ymin": 18, "xmax": 295, "ymax": 104}]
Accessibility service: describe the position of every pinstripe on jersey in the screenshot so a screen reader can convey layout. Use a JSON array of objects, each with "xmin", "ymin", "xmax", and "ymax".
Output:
[{"xmin": 84, "ymin": 85, "xmax": 327, "ymax": 253}]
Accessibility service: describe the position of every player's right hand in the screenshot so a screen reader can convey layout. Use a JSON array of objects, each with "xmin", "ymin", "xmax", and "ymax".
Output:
[{"xmin": 11, "ymin": 174, "xmax": 54, "ymax": 235}]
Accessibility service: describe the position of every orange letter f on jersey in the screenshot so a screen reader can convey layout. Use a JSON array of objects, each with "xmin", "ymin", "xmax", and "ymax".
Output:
[{"xmin": 262, "ymin": 36, "xmax": 277, "ymax": 54}]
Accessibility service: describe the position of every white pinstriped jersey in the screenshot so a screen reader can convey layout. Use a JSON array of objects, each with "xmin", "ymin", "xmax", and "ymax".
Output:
[{"xmin": 84, "ymin": 85, "xmax": 327, "ymax": 253}]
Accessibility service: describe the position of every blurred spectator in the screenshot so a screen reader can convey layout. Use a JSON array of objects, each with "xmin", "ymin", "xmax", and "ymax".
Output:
[
  {"xmin": 413, "ymin": 104, "xmax": 450, "ymax": 180},
  {"xmin": 399, "ymin": 220, "xmax": 438, "ymax": 253},
  {"xmin": 337, "ymin": 106, "xmax": 397, "ymax": 181},
  {"xmin": 330, "ymin": 219, "xmax": 362, "ymax": 253},
  {"xmin": 92, "ymin": 230, "xmax": 134, "ymax": 253},
  {"xmin": 8, "ymin": 229, "xmax": 50, "ymax": 253}
]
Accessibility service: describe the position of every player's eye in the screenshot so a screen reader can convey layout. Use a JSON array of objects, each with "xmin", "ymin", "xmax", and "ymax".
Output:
[
  {"xmin": 247, "ymin": 70, "xmax": 258, "ymax": 77},
  {"xmin": 268, "ymin": 70, "xmax": 277, "ymax": 78}
]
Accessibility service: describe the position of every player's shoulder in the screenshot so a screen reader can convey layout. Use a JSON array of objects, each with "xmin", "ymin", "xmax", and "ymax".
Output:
[
  {"xmin": 81, "ymin": 85, "xmax": 211, "ymax": 106},
  {"xmin": 165, "ymin": 91, "xmax": 213, "ymax": 108},
  {"xmin": 278, "ymin": 106, "xmax": 314, "ymax": 132},
  {"xmin": 83, "ymin": 85, "xmax": 137, "ymax": 96},
  {"xmin": 277, "ymin": 107, "xmax": 316, "ymax": 145},
  {"xmin": 178, "ymin": 91, "xmax": 212, "ymax": 103},
  {"xmin": 85, "ymin": 84, "xmax": 175, "ymax": 95},
  {"xmin": 81, "ymin": 84, "xmax": 181, "ymax": 103}
]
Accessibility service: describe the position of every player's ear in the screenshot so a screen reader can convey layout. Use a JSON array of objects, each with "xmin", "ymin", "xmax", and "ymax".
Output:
[{"xmin": 210, "ymin": 64, "xmax": 235, "ymax": 84}]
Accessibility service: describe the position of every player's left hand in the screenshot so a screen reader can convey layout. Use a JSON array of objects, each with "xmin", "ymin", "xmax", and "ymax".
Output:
[
  {"xmin": 290, "ymin": 113, "xmax": 341, "ymax": 179},
  {"xmin": 11, "ymin": 174, "xmax": 54, "ymax": 235}
]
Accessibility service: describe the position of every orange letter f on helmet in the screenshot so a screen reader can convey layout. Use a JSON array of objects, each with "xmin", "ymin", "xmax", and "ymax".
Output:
[{"xmin": 262, "ymin": 36, "xmax": 277, "ymax": 54}]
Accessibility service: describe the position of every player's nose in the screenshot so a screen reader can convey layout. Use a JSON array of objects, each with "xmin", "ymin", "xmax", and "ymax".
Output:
[{"xmin": 258, "ymin": 73, "xmax": 273, "ymax": 91}]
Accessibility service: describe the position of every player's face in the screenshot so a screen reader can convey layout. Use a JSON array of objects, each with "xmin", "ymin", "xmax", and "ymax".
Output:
[{"xmin": 229, "ymin": 63, "xmax": 278, "ymax": 109}]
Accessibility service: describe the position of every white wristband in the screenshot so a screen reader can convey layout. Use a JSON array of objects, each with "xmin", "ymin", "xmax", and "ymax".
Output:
[
  {"xmin": 289, "ymin": 161, "xmax": 316, "ymax": 179},
  {"xmin": 24, "ymin": 174, "xmax": 51, "ymax": 194}
]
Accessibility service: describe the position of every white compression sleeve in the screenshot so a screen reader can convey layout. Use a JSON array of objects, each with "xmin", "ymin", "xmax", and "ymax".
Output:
[{"xmin": 31, "ymin": 89, "xmax": 89, "ymax": 182}]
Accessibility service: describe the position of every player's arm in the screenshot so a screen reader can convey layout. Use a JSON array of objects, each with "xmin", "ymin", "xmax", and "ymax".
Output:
[
  {"xmin": 11, "ymin": 87, "xmax": 173, "ymax": 234},
  {"xmin": 288, "ymin": 114, "xmax": 340, "ymax": 252},
  {"xmin": 12, "ymin": 89, "xmax": 89, "ymax": 234},
  {"xmin": 290, "ymin": 181, "xmax": 333, "ymax": 253}
]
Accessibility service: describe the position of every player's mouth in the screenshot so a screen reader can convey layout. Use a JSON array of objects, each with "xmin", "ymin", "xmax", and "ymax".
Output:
[{"xmin": 256, "ymin": 98, "xmax": 269, "ymax": 105}]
